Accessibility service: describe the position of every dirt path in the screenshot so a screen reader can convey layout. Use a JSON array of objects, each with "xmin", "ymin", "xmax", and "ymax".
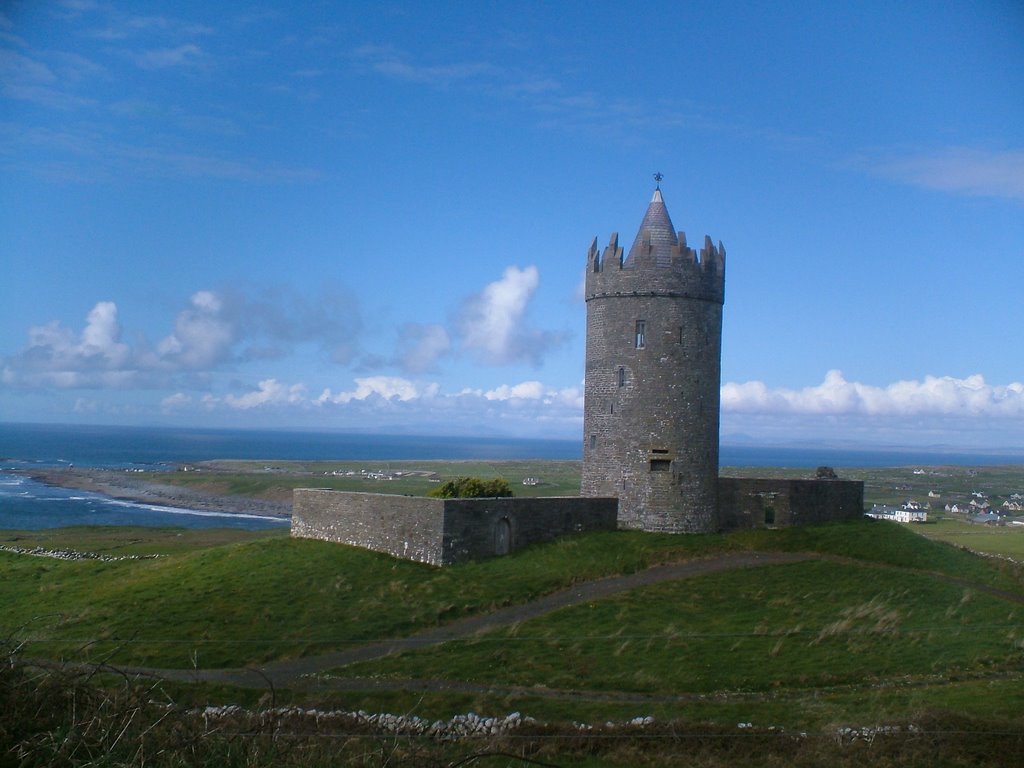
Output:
[{"xmin": 125, "ymin": 551, "xmax": 813, "ymax": 688}]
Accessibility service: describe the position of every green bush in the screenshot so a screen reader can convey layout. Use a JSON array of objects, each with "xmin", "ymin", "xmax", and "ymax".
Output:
[{"xmin": 427, "ymin": 476, "xmax": 513, "ymax": 499}]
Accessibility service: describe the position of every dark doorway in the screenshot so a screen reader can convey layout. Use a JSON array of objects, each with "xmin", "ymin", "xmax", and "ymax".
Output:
[{"xmin": 494, "ymin": 517, "xmax": 511, "ymax": 555}]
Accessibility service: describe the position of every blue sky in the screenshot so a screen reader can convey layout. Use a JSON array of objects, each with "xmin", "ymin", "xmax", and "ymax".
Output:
[{"xmin": 2, "ymin": 0, "xmax": 1022, "ymax": 448}]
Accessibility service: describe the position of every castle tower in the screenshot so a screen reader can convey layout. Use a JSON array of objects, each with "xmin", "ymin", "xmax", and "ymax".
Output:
[{"xmin": 581, "ymin": 184, "xmax": 726, "ymax": 533}]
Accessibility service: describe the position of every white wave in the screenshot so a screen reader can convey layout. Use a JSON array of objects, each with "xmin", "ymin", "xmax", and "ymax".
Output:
[{"xmin": 103, "ymin": 498, "xmax": 289, "ymax": 523}]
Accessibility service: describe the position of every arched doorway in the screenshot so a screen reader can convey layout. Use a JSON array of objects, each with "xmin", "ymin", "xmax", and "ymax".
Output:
[{"xmin": 494, "ymin": 517, "xmax": 511, "ymax": 556}]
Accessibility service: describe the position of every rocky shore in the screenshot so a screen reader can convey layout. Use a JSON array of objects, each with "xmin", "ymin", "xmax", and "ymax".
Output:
[{"xmin": 19, "ymin": 467, "xmax": 291, "ymax": 519}]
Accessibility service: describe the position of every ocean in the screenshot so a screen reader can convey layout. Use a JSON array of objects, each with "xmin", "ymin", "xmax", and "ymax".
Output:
[{"xmin": 1, "ymin": 422, "xmax": 1022, "ymax": 531}]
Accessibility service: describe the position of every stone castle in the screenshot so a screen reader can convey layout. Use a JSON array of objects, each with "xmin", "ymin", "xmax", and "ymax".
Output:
[
  {"xmin": 292, "ymin": 183, "xmax": 863, "ymax": 564},
  {"xmin": 582, "ymin": 186, "xmax": 725, "ymax": 532}
]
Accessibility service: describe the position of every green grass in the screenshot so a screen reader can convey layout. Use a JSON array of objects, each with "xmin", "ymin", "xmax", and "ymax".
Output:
[
  {"xmin": 913, "ymin": 517, "xmax": 1024, "ymax": 559},
  {"xmin": 2, "ymin": 521, "xmax": 1020, "ymax": 672},
  {"xmin": 0, "ymin": 525, "xmax": 283, "ymax": 556},
  {"xmin": 151, "ymin": 459, "xmax": 585, "ymax": 500},
  {"xmin": 341, "ymin": 559, "xmax": 1022, "ymax": 694},
  {"xmin": 4, "ymin": 519, "xmax": 1024, "ymax": 760}
]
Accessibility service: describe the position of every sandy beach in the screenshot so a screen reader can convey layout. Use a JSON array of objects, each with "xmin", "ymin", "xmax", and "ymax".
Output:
[{"xmin": 18, "ymin": 467, "xmax": 291, "ymax": 519}]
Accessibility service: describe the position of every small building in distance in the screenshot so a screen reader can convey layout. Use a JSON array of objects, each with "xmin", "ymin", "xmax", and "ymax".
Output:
[{"xmin": 866, "ymin": 504, "xmax": 928, "ymax": 524}]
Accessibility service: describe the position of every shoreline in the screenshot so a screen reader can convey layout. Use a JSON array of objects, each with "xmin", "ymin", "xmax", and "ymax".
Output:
[{"xmin": 13, "ymin": 467, "xmax": 292, "ymax": 520}]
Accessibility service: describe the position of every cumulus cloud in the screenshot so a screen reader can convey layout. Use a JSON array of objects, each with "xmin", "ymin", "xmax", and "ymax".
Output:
[
  {"xmin": 456, "ymin": 265, "xmax": 567, "ymax": 365},
  {"xmin": 156, "ymin": 290, "xmax": 234, "ymax": 369},
  {"xmin": 1, "ymin": 300, "xmax": 137, "ymax": 388},
  {"xmin": 483, "ymin": 380, "xmax": 546, "ymax": 401},
  {"xmin": 2, "ymin": 286, "xmax": 366, "ymax": 390},
  {"xmin": 223, "ymin": 378, "xmax": 306, "ymax": 409},
  {"xmin": 318, "ymin": 376, "xmax": 438, "ymax": 404},
  {"xmin": 151, "ymin": 374, "xmax": 583, "ymax": 436},
  {"xmin": 722, "ymin": 370, "xmax": 1024, "ymax": 418}
]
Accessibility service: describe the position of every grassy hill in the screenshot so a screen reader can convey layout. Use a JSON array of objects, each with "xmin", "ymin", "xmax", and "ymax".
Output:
[{"xmin": 3, "ymin": 520, "xmax": 1023, "ymax": 766}]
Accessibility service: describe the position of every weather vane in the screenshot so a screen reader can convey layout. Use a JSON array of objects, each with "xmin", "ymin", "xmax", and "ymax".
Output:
[{"xmin": 653, "ymin": 172, "xmax": 664, "ymax": 189}]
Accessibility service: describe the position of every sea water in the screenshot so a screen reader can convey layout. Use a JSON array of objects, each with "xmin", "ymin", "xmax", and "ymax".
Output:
[
  {"xmin": 0, "ymin": 423, "xmax": 582, "ymax": 531},
  {"xmin": 0, "ymin": 473, "xmax": 288, "ymax": 530},
  {"xmin": 1, "ymin": 422, "xmax": 1022, "ymax": 531}
]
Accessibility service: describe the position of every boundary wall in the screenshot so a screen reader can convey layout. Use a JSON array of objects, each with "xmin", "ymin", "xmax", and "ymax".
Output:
[
  {"xmin": 718, "ymin": 478, "xmax": 864, "ymax": 530},
  {"xmin": 292, "ymin": 490, "xmax": 618, "ymax": 566}
]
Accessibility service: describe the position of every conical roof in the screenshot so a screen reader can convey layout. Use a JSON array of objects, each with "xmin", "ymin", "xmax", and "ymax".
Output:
[{"xmin": 624, "ymin": 188, "xmax": 678, "ymax": 267}]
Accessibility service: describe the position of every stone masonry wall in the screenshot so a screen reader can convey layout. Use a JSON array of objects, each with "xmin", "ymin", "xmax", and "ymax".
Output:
[
  {"xmin": 292, "ymin": 490, "xmax": 446, "ymax": 565},
  {"xmin": 718, "ymin": 478, "xmax": 864, "ymax": 530},
  {"xmin": 441, "ymin": 496, "xmax": 618, "ymax": 565},
  {"xmin": 292, "ymin": 490, "xmax": 618, "ymax": 566}
]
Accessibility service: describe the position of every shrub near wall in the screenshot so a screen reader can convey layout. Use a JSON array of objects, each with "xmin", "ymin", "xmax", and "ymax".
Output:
[{"xmin": 428, "ymin": 477, "xmax": 513, "ymax": 499}]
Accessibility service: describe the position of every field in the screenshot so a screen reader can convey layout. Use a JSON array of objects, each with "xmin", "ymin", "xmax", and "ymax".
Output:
[
  {"xmin": 4, "ymin": 462, "xmax": 1024, "ymax": 766},
  {"xmin": 149, "ymin": 458, "xmax": 585, "ymax": 501},
  {"xmin": 3, "ymin": 514, "xmax": 1024, "ymax": 766}
]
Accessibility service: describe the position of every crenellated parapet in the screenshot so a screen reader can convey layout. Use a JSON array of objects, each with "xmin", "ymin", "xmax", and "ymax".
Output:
[{"xmin": 586, "ymin": 228, "xmax": 725, "ymax": 306}]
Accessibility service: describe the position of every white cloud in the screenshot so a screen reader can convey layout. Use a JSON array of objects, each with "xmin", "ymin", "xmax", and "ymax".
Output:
[
  {"xmin": 79, "ymin": 301, "xmax": 131, "ymax": 366},
  {"xmin": 458, "ymin": 265, "xmax": 537, "ymax": 361},
  {"xmin": 223, "ymin": 378, "xmax": 306, "ymax": 409},
  {"xmin": 156, "ymin": 290, "xmax": 235, "ymax": 369},
  {"xmin": 456, "ymin": 265, "xmax": 566, "ymax": 365},
  {"xmin": 2, "ymin": 300, "xmax": 136, "ymax": 388},
  {"xmin": 722, "ymin": 370, "xmax": 1024, "ymax": 418},
  {"xmin": 318, "ymin": 376, "xmax": 438, "ymax": 405},
  {"xmin": 484, "ymin": 381, "xmax": 545, "ymax": 400},
  {"xmin": 1, "ymin": 286, "xmax": 368, "ymax": 391},
  {"xmin": 160, "ymin": 392, "xmax": 191, "ymax": 411},
  {"xmin": 865, "ymin": 147, "xmax": 1024, "ymax": 203}
]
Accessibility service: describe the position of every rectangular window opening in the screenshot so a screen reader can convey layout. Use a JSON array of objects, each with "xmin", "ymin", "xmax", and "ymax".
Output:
[
  {"xmin": 635, "ymin": 320, "xmax": 646, "ymax": 349},
  {"xmin": 617, "ymin": 367, "xmax": 625, "ymax": 387},
  {"xmin": 650, "ymin": 459, "xmax": 671, "ymax": 472}
]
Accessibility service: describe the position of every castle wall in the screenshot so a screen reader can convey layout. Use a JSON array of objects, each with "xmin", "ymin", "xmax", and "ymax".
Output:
[
  {"xmin": 292, "ymin": 489, "xmax": 446, "ymax": 564},
  {"xmin": 292, "ymin": 490, "xmax": 618, "ymax": 566},
  {"xmin": 717, "ymin": 478, "xmax": 864, "ymax": 530},
  {"xmin": 440, "ymin": 496, "xmax": 618, "ymax": 564}
]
